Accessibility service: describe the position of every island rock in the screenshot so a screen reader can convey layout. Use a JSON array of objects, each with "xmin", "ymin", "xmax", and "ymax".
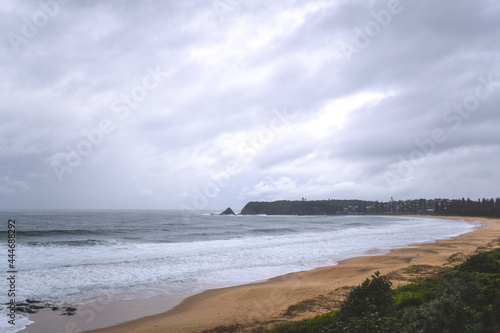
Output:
[{"xmin": 220, "ymin": 207, "xmax": 236, "ymax": 215}]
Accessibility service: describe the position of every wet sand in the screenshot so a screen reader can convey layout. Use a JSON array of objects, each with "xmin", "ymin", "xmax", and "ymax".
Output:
[{"xmin": 20, "ymin": 293, "xmax": 193, "ymax": 333}]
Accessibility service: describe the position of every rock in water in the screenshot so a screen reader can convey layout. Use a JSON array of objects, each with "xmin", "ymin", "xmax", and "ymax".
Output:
[{"xmin": 220, "ymin": 207, "xmax": 236, "ymax": 215}]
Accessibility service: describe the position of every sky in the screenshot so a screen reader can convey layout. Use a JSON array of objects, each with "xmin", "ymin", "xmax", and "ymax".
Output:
[{"xmin": 1, "ymin": 0, "xmax": 500, "ymax": 211}]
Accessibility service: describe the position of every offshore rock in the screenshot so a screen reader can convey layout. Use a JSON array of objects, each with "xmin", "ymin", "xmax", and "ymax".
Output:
[{"xmin": 220, "ymin": 207, "xmax": 236, "ymax": 215}]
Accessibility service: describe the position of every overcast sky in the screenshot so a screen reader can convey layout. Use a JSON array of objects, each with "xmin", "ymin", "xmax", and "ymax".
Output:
[{"xmin": 1, "ymin": 0, "xmax": 500, "ymax": 210}]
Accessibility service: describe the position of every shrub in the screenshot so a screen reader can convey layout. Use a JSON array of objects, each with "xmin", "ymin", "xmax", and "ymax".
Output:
[
  {"xmin": 394, "ymin": 297, "xmax": 423, "ymax": 310},
  {"xmin": 338, "ymin": 271, "xmax": 393, "ymax": 319},
  {"xmin": 336, "ymin": 310, "xmax": 401, "ymax": 333},
  {"xmin": 459, "ymin": 252, "xmax": 500, "ymax": 274},
  {"xmin": 402, "ymin": 294, "xmax": 469, "ymax": 333}
]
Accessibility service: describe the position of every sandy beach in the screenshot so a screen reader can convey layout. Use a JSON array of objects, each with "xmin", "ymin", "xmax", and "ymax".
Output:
[{"xmin": 26, "ymin": 216, "xmax": 500, "ymax": 333}]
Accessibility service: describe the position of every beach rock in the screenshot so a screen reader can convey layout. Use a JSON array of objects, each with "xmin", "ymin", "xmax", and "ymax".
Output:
[
  {"xmin": 52, "ymin": 307, "xmax": 59, "ymax": 311},
  {"xmin": 220, "ymin": 207, "xmax": 235, "ymax": 215},
  {"xmin": 26, "ymin": 299, "xmax": 41, "ymax": 304},
  {"xmin": 16, "ymin": 307, "xmax": 36, "ymax": 313},
  {"xmin": 66, "ymin": 307, "xmax": 77, "ymax": 312}
]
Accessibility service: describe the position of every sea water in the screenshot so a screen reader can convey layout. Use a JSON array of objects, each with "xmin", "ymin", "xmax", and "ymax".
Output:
[{"xmin": 0, "ymin": 210, "xmax": 478, "ymax": 332}]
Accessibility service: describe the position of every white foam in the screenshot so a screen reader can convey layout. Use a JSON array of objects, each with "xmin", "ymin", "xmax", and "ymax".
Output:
[
  {"xmin": 0, "ymin": 217, "xmax": 476, "ymax": 312},
  {"xmin": 0, "ymin": 306, "xmax": 33, "ymax": 333}
]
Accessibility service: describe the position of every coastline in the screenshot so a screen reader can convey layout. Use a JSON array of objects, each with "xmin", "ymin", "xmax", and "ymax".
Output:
[{"xmin": 23, "ymin": 216, "xmax": 500, "ymax": 333}]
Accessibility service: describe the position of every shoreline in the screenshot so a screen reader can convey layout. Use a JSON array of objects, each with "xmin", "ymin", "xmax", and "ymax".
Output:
[{"xmin": 22, "ymin": 216, "xmax": 500, "ymax": 333}]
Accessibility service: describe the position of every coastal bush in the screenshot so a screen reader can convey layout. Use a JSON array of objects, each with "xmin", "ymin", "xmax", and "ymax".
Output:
[
  {"xmin": 328, "ymin": 272, "xmax": 399, "ymax": 331},
  {"xmin": 393, "ymin": 296, "xmax": 422, "ymax": 311},
  {"xmin": 338, "ymin": 271, "xmax": 393, "ymax": 319},
  {"xmin": 393, "ymin": 277, "xmax": 444, "ymax": 305},
  {"xmin": 459, "ymin": 252, "xmax": 500, "ymax": 274},
  {"xmin": 401, "ymin": 294, "xmax": 469, "ymax": 333},
  {"xmin": 333, "ymin": 310, "xmax": 401, "ymax": 333},
  {"xmin": 269, "ymin": 312, "xmax": 338, "ymax": 333}
]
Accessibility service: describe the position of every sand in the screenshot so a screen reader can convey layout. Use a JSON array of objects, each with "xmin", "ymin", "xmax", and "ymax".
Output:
[{"xmin": 36, "ymin": 216, "xmax": 500, "ymax": 333}]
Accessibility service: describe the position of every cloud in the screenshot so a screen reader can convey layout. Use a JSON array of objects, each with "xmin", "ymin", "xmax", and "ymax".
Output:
[
  {"xmin": 1, "ymin": 0, "xmax": 500, "ymax": 209},
  {"xmin": 241, "ymin": 176, "xmax": 299, "ymax": 199},
  {"xmin": 0, "ymin": 177, "xmax": 30, "ymax": 193}
]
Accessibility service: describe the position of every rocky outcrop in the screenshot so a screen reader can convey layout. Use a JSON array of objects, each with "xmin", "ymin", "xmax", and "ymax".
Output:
[
  {"xmin": 220, "ymin": 207, "xmax": 236, "ymax": 215},
  {"xmin": 5, "ymin": 299, "xmax": 77, "ymax": 315}
]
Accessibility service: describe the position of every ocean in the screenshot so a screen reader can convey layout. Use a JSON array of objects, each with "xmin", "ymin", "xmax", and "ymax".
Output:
[{"xmin": 0, "ymin": 210, "xmax": 478, "ymax": 332}]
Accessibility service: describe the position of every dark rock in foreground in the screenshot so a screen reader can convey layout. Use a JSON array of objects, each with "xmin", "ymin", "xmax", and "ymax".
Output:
[
  {"xmin": 61, "ymin": 307, "xmax": 77, "ymax": 316},
  {"xmin": 220, "ymin": 207, "xmax": 236, "ymax": 215},
  {"xmin": 5, "ymin": 300, "xmax": 77, "ymax": 315},
  {"xmin": 26, "ymin": 299, "xmax": 41, "ymax": 304},
  {"xmin": 16, "ymin": 307, "xmax": 36, "ymax": 313}
]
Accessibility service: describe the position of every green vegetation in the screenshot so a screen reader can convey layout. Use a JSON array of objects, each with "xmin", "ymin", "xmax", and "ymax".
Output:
[
  {"xmin": 240, "ymin": 197, "xmax": 500, "ymax": 217},
  {"xmin": 240, "ymin": 200, "xmax": 347, "ymax": 215},
  {"xmin": 435, "ymin": 198, "xmax": 500, "ymax": 217},
  {"xmin": 267, "ymin": 248, "xmax": 500, "ymax": 333}
]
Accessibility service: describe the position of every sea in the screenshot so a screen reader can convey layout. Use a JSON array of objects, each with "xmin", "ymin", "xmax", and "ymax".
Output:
[{"xmin": 0, "ymin": 210, "xmax": 478, "ymax": 332}]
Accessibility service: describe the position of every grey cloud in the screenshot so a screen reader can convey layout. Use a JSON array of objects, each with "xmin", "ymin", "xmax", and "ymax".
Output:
[{"xmin": 1, "ymin": 0, "xmax": 500, "ymax": 209}]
